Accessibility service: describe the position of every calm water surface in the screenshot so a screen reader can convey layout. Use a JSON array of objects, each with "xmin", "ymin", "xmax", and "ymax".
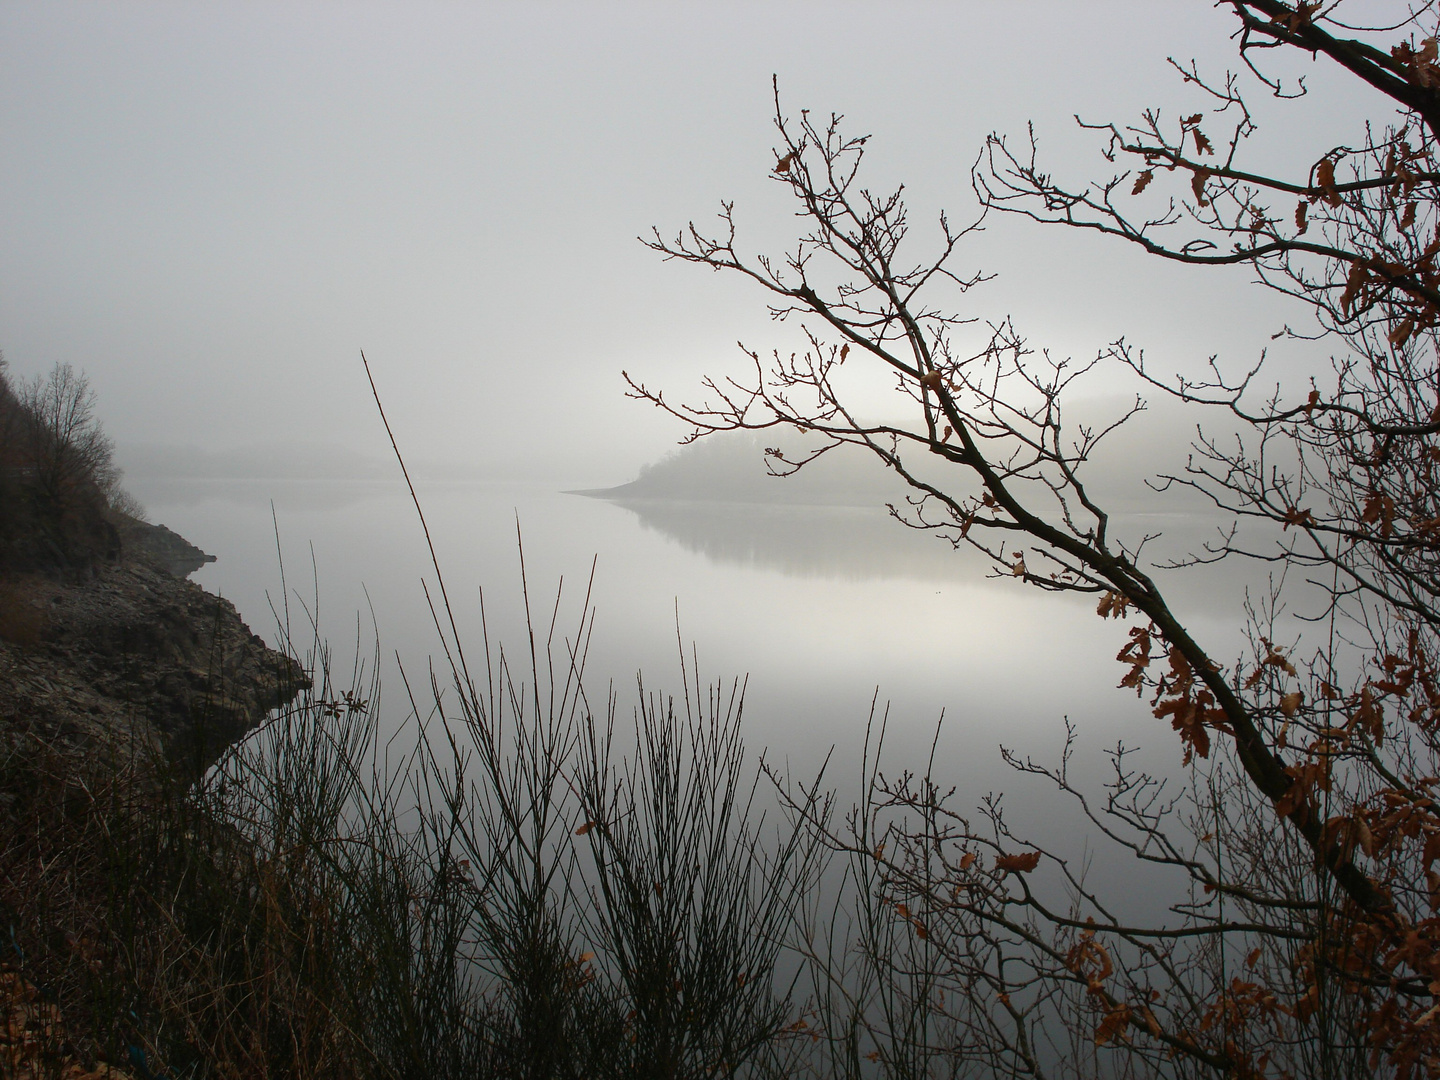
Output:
[{"xmin": 128, "ymin": 474, "xmax": 1252, "ymax": 854}]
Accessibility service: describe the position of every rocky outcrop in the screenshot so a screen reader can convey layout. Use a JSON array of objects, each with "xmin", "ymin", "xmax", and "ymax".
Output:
[
  {"xmin": 0, "ymin": 519, "xmax": 305, "ymax": 778},
  {"xmin": 111, "ymin": 516, "xmax": 217, "ymax": 578}
]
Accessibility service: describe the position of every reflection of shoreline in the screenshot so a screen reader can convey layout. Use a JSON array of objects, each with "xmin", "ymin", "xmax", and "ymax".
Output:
[
  {"xmin": 601, "ymin": 496, "xmax": 983, "ymax": 583},
  {"xmin": 587, "ymin": 493, "xmax": 1287, "ymax": 619}
]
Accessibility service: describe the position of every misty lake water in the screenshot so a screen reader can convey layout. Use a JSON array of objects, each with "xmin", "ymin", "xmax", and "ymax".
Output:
[{"xmin": 126, "ymin": 472, "xmax": 1258, "ymax": 890}]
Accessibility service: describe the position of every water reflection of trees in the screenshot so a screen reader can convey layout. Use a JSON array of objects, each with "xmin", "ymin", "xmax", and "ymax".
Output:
[
  {"xmin": 603, "ymin": 497, "xmax": 975, "ymax": 582},
  {"xmin": 596, "ymin": 495, "xmax": 1264, "ymax": 620}
]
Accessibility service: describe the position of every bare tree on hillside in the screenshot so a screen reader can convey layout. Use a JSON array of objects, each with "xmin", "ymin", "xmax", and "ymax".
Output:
[{"xmin": 19, "ymin": 363, "xmax": 115, "ymax": 505}]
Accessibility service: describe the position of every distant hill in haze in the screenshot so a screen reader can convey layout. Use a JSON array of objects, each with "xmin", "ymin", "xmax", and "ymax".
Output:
[
  {"xmin": 584, "ymin": 397, "xmax": 1225, "ymax": 514},
  {"xmin": 577, "ymin": 409, "xmax": 1244, "ymax": 601},
  {"xmin": 579, "ymin": 431, "xmax": 913, "ymax": 506}
]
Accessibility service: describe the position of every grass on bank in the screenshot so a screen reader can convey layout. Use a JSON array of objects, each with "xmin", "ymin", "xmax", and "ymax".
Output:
[{"xmin": 0, "ymin": 564, "xmax": 845, "ymax": 1080}]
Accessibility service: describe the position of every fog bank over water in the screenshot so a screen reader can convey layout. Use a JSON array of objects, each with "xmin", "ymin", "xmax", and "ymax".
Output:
[
  {"xmin": 117, "ymin": 388, "xmax": 1295, "ymax": 640},
  {"xmin": 2, "ymin": 2, "xmax": 1375, "ymax": 487},
  {"xmin": 119, "ymin": 441, "xmax": 503, "ymax": 483}
]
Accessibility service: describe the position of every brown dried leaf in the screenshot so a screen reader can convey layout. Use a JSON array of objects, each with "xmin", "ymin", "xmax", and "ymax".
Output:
[
  {"xmin": 1422, "ymin": 832, "xmax": 1440, "ymax": 871},
  {"xmin": 1095, "ymin": 1004, "xmax": 1132, "ymax": 1046},
  {"xmin": 1116, "ymin": 624, "xmax": 1154, "ymax": 695},
  {"xmin": 994, "ymin": 851, "xmax": 1041, "ymax": 874},
  {"xmin": 1419, "ymin": 38, "xmax": 1440, "ymax": 87},
  {"xmin": 1340, "ymin": 262, "xmax": 1368, "ymax": 314},
  {"xmin": 1140, "ymin": 1005, "xmax": 1162, "ymax": 1037},
  {"xmin": 1157, "ymin": 697, "xmax": 1212, "ymax": 763},
  {"xmin": 1262, "ymin": 641, "xmax": 1298, "ymax": 676},
  {"xmin": 1316, "ymin": 158, "xmax": 1340, "ymax": 207},
  {"xmin": 1131, "ymin": 169, "xmax": 1154, "ymax": 195},
  {"xmin": 1388, "ymin": 317, "xmax": 1416, "ymax": 349},
  {"xmin": 1274, "ymin": 777, "xmax": 1307, "ymax": 817},
  {"xmin": 1282, "ymin": 506, "xmax": 1315, "ymax": 531},
  {"xmin": 1190, "ymin": 167, "xmax": 1212, "ymax": 206},
  {"xmin": 1096, "ymin": 591, "xmax": 1131, "ymax": 620},
  {"xmin": 1362, "ymin": 491, "xmax": 1396, "ymax": 536},
  {"xmin": 1354, "ymin": 814, "xmax": 1374, "ymax": 857}
]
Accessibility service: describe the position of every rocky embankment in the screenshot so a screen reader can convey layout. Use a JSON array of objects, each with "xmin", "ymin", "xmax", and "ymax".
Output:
[{"xmin": 0, "ymin": 516, "xmax": 305, "ymax": 777}]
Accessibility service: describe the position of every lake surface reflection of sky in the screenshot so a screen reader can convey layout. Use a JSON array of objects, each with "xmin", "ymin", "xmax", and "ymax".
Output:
[{"xmin": 128, "ymin": 475, "xmax": 1262, "ymax": 896}]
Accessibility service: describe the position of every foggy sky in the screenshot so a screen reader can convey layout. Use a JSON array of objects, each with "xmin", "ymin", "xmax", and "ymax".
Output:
[{"xmin": 0, "ymin": 2, "xmax": 1389, "ymax": 487}]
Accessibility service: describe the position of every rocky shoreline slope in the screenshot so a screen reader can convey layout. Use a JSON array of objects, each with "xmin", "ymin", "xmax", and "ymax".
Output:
[{"xmin": 0, "ymin": 515, "xmax": 305, "ymax": 778}]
